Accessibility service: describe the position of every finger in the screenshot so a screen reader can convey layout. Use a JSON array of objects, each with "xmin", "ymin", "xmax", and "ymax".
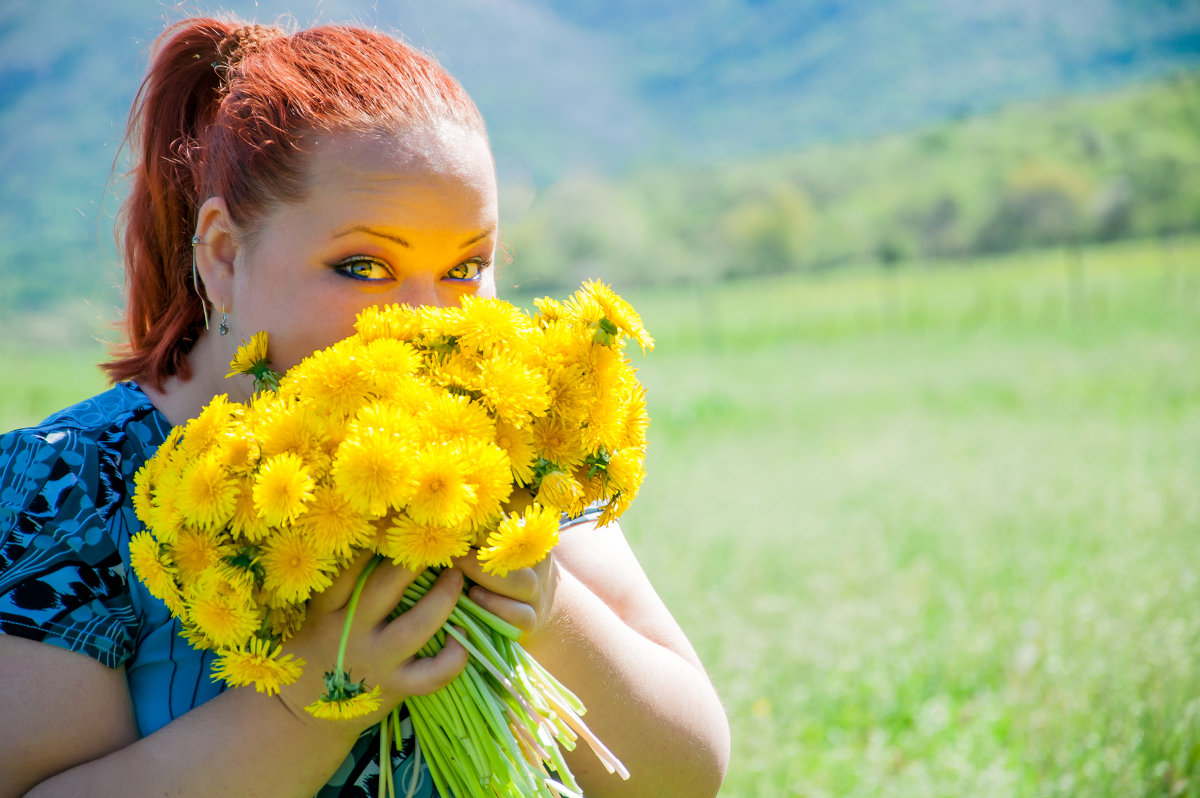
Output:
[
  {"xmin": 354, "ymin": 559, "xmax": 421, "ymax": 621},
  {"xmin": 456, "ymin": 556, "xmax": 539, "ymax": 604},
  {"xmin": 466, "ymin": 585, "xmax": 538, "ymax": 635},
  {"xmin": 378, "ymin": 568, "xmax": 463, "ymax": 658},
  {"xmin": 308, "ymin": 550, "xmax": 375, "ymax": 612},
  {"xmin": 392, "ymin": 637, "xmax": 469, "ymax": 697}
]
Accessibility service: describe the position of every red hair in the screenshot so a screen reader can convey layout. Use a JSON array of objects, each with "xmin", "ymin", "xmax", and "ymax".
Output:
[{"xmin": 102, "ymin": 18, "xmax": 486, "ymax": 389}]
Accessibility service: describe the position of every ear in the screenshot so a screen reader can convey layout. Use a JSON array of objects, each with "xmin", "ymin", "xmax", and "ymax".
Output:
[{"xmin": 194, "ymin": 196, "xmax": 240, "ymax": 312}]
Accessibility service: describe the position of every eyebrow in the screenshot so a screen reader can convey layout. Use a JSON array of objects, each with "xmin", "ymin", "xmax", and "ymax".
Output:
[
  {"xmin": 333, "ymin": 226, "xmax": 497, "ymax": 249},
  {"xmin": 334, "ymin": 226, "xmax": 410, "ymax": 247},
  {"xmin": 458, "ymin": 228, "xmax": 496, "ymax": 248}
]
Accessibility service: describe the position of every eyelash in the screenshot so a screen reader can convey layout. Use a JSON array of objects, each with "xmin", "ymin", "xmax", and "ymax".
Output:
[
  {"xmin": 334, "ymin": 257, "xmax": 392, "ymax": 282},
  {"xmin": 333, "ymin": 256, "xmax": 492, "ymax": 283},
  {"xmin": 445, "ymin": 257, "xmax": 491, "ymax": 281}
]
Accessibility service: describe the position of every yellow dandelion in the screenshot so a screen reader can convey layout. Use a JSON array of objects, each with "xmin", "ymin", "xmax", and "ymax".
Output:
[
  {"xmin": 416, "ymin": 303, "xmax": 465, "ymax": 343},
  {"xmin": 128, "ymin": 531, "xmax": 179, "ymax": 608},
  {"xmin": 355, "ymin": 303, "xmax": 421, "ymax": 342},
  {"xmin": 425, "ymin": 350, "xmax": 481, "ymax": 396},
  {"xmin": 132, "ymin": 463, "xmax": 156, "ymax": 527},
  {"xmin": 605, "ymin": 447, "xmax": 646, "ymax": 496},
  {"xmin": 265, "ymin": 603, "xmax": 307, "ymax": 641},
  {"xmin": 332, "ymin": 428, "xmax": 415, "ymax": 517},
  {"xmin": 532, "ymin": 296, "xmax": 566, "ymax": 325},
  {"xmin": 372, "ymin": 379, "xmax": 438, "ymax": 422},
  {"xmin": 363, "ymin": 338, "xmax": 420, "ymax": 388},
  {"xmin": 300, "ymin": 482, "xmax": 376, "ymax": 561},
  {"xmin": 253, "ymin": 453, "xmax": 315, "ymax": 528},
  {"xmin": 563, "ymin": 290, "xmax": 605, "ymax": 328},
  {"xmin": 494, "ymin": 420, "xmax": 537, "ymax": 486},
  {"xmin": 585, "ymin": 343, "xmax": 628, "ymax": 397},
  {"xmin": 260, "ymin": 526, "xmax": 336, "ymax": 606},
  {"xmin": 226, "ymin": 331, "xmax": 270, "ymax": 377},
  {"xmin": 417, "ymin": 393, "xmax": 495, "ymax": 447},
  {"xmin": 215, "ymin": 425, "xmax": 260, "ymax": 474},
  {"xmin": 305, "ymin": 685, "xmax": 382, "ymax": 720},
  {"xmin": 349, "ymin": 400, "xmax": 417, "ymax": 438},
  {"xmin": 175, "ymin": 452, "xmax": 237, "ymax": 531},
  {"xmin": 407, "ymin": 443, "xmax": 477, "ymax": 526},
  {"xmin": 477, "ymin": 503, "xmax": 561, "ymax": 576},
  {"xmin": 597, "ymin": 492, "xmax": 633, "ymax": 527},
  {"xmin": 620, "ymin": 386, "xmax": 650, "ymax": 451},
  {"xmin": 530, "ymin": 416, "xmax": 586, "ymax": 471},
  {"xmin": 313, "ymin": 413, "xmax": 350, "ymax": 460},
  {"xmin": 384, "ymin": 515, "xmax": 474, "ymax": 570},
  {"xmin": 575, "ymin": 463, "xmax": 615, "ymax": 507},
  {"xmin": 536, "ymin": 469, "xmax": 585, "ymax": 514},
  {"xmin": 157, "ymin": 424, "xmax": 186, "ymax": 459},
  {"xmin": 537, "ymin": 321, "xmax": 594, "ymax": 378},
  {"xmin": 543, "ymin": 363, "xmax": 590, "ymax": 426},
  {"xmin": 179, "ymin": 620, "xmax": 216, "ymax": 651},
  {"xmin": 452, "ymin": 294, "xmax": 536, "ymax": 354},
  {"xmin": 287, "ymin": 338, "xmax": 376, "ymax": 418},
  {"xmin": 477, "ymin": 355, "xmax": 550, "ymax": 427},
  {"xmin": 145, "ymin": 470, "xmax": 185, "ymax": 546},
  {"xmin": 229, "ymin": 481, "xmax": 270, "ymax": 542},
  {"xmin": 186, "ymin": 573, "xmax": 259, "ymax": 649},
  {"xmin": 172, "ymin": 527, "xmax": 230, "ymax": 585},
  {"xmin": 177, "ymin": 394, "xmax": 234, "ymax": 459},
  {"xmin": 211, "ymin": 637, "xmax": 304, "ymax": 696},
  {"xmin": 579, "ymin": 280, "xmax": 655, "ymax": 352},
  {"xmin": 583, "ymin": 396, "xmax": 626, "ymax": 453},
  {"xmin": 251, "ymin": 397, "xmax": 324, "ymax": 466},
  {"xmin": 460, "ymin": 440, "xmax": 513, "ymax": 528}
]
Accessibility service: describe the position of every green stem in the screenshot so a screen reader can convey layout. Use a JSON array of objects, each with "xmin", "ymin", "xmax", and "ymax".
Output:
[{"xmin": 338, "ymin": 555, "xmax": 383, "ymax": 676}]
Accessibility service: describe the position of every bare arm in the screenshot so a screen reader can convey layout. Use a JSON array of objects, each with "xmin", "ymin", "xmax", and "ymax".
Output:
[
  {"xmin": 1, "ymin": 562, "xmax": 468, "ymax": 798},
  {"xmin": 459, "ymin": 520, "xmax": 731, "ymax": 798}
]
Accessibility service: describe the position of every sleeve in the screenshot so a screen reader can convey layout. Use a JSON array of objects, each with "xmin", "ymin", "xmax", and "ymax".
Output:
[
  {"xmin": 0, "ymin": 428, "xmax": 137, "ymax": 668},
  {"xmin": 559, "ymin": 500, "xmax": 605, "ymax": 531}
]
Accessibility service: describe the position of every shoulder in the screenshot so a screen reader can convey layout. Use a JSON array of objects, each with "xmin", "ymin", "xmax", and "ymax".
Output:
[
  {"xmin": 0, "ymin": 383, "xmax": 168, "ymax": 517},
  {"xmin": 0, "ymin": 384, "xmax": 169, "ymax": 667}
]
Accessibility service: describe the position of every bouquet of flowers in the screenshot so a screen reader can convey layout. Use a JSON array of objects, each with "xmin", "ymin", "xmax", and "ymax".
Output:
[{"xmin": 129, "ymin": 281, "xmax": 653, "ymax": 798}]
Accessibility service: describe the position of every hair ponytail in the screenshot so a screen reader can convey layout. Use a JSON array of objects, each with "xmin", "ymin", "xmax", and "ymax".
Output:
[
  {"xmin": 103, "ymin": 19, "xmax": 282, "ymax": 388},
  {"xmin": 102, "ymin": 17, "xmax": 484, "ymax": 390}
]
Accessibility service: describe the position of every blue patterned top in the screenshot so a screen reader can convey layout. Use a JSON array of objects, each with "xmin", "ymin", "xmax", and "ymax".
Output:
[{"xmin": 0, "ymin": 383, "xmax": 434, "ymax": 796}]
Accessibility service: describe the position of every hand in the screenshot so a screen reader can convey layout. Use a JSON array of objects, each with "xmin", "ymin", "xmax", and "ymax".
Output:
[
  {"xmin": 454, "ymin": 551, "xmax": 559, "ymax": 646},
  {"xmin": 277, "ymin": 554, "xmax": 468, "ymax": 739}
]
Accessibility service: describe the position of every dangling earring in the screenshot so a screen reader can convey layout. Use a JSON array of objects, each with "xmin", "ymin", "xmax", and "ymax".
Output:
[
  {"xmin": 191, "ymin": 234, "xmax": 210, "ymax": 330},
  {"xmin": 219, "ymin": 304, "xmax": 230, "ymax": 336}
]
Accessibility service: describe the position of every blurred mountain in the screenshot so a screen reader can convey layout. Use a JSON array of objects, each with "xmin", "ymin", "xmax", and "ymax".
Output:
[{"xmin": 0, "ymin": 0, "xmax": 1197, "ymax": 313}]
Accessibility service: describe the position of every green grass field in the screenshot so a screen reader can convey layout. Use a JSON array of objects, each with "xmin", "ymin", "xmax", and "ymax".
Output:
[
  {"xmin": 621, "ymin": 238, "xmax": 1200, "ymax": 797},
  {"xmin": 3, "ymin": 237, "xmax": 1199, "ymax": 796}
]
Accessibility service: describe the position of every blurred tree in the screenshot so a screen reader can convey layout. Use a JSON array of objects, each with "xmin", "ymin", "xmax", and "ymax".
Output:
[
  {"xmin": 1090, "ymin": 176, "xmax": 1134, "ymax": 241},
  {"xmin": 974, "ymin": 160, "xmax": 1093, "ymax": 253},
  {"xmin": 718, "ymin": 181, "xmax": 813, "ymax": 277}
]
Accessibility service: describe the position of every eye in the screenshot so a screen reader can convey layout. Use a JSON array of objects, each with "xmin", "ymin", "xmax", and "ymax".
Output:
[
  {"xmin": 334, "ymin": 256, "xmax": 393, "ymax": 282},
  {"xmin": 445, "ymin": 258, "xmax": 489, "ymax": 281}
]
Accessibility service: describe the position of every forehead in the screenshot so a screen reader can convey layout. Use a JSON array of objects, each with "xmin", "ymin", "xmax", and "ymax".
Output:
[{"xmin": 297, "ymin": 125, "xmax": 498, "ymax": 225}]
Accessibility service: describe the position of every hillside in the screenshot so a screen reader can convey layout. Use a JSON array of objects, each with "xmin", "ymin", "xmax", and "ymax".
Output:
[{"xmin": 0, "ymin": 0, "xmax": 1197, "ymax": 318}]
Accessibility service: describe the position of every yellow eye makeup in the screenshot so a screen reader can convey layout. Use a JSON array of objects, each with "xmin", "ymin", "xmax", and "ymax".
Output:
[{"xmin": 334, "ymin": 257, "xmax": 393, "ymax": 281}]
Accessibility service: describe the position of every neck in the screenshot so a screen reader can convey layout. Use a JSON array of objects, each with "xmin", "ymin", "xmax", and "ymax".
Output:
[{"xmin": 142, "ymin": 331, "xmax": 255, "ymax": 426}]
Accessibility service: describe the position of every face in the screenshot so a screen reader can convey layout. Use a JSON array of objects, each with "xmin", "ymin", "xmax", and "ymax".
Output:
[{"xmin": 206, "ymin": 124, "xmax": 498, "ymax": 376}]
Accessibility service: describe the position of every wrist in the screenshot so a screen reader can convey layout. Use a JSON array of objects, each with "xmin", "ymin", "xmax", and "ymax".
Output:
[{"xmin": 269, "ymin": 685, "xmax": 370, "ymax": 750}]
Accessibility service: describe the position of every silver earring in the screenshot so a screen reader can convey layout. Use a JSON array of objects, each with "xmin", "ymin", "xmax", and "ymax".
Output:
[
  {"xmin": 191, "ymin": 234, "xmax": 210, "ymax": 331},
  {"xmin": 219, "ymin": 305, "xmax": 230, "ymax": 336}
]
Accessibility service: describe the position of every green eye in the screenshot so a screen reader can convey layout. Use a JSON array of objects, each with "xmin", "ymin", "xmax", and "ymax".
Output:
[
  {"xmin": 446, "ymin": 259, "xmax": 487, "ymax": 280},
  {"xmin": 336, "ymin": 257, "xmax": 392, "ymax": 281}
]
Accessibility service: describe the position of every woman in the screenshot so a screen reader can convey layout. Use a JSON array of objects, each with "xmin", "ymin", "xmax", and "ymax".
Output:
[{"xmin": 0, "ymin": 17, "xmax": 729, "ymax": 798}]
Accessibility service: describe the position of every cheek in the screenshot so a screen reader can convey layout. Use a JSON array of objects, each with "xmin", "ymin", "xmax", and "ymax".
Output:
[
  {"xmin": 252, "ymin": 290, "xmax": 364, "ymax": 372},
  {"xmin": 478, "ymin": 271, "xmax": 498, "ymax": 299}
]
